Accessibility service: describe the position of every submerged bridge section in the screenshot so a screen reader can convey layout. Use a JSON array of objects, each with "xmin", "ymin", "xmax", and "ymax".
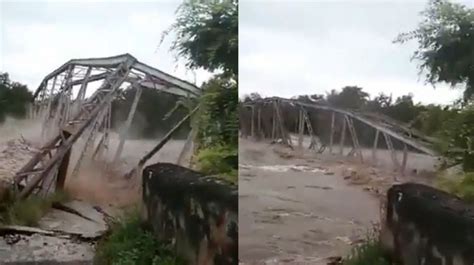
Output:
[
  {"xmin": 15, "ymin": 54, "xmax": 200, "ymax": 199},
  {"xmin": 241, "ymin": 97, "xmax": 438, "ymax": 175}
]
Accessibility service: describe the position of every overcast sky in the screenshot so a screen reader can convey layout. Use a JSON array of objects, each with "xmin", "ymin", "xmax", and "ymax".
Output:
[
  {"xmin": 239, "ymin": 0, "xmax": 471, "ymax": 105},
  {"xmin": 1, "ymin": 0, "xmax": 472, "ymax": 105},
  {"xmin": 0, "ymin": 0, "xmax": 212, "ymax": 93}
]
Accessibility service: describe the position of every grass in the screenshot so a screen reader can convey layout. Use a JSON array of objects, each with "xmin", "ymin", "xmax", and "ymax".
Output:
[
  {"xmin": 94, "ymin": 207, "xmax": 183, "ymax": 265},
  {"xmin": 343, "ymin": 232, "xmax": 391, "ymax": 265},
  {"xmin": 436, "ymin": 172, "xmax": 474, "ymax": 202},
  {"xmin": 0, "ymin": 190, "xmax": 70, "ymax": 226}
]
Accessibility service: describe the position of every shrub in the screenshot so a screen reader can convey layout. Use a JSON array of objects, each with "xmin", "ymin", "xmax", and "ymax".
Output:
[
  {"xmin": 436, "ymin": 172, "xmax": 474, "ymax": 202},
  {"xmin": 344, "ymin": 232, "xmax": 391, "ymax": 265},
  {"xmin": 94, "ymin": 208, "xmax": 183, "ymax": 265},
  {"xmin": 195, "ymin": 144, "xmax": 237, "ymax": 183},
  {"xmin": 0, "ymin": 191, "xmax": 69, "ymax": 226}
]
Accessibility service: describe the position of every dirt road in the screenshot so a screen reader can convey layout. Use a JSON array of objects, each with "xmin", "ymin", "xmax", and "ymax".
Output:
[{"xmin": 238, "ymin": 137, "xmax": 437, "ymax": 264}]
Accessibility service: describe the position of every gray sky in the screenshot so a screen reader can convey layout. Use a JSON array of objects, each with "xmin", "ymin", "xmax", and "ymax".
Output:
[
  {"xmin": 0, "ymin": 0, "xmax": 212, "ymax": 93},
  {"xmin": 1, "ymin": 0, "xmax": 472, "ymax": 105},
  {"xmin": 239, "ymin": 0, "xmax": 471, "ymax": 105}
]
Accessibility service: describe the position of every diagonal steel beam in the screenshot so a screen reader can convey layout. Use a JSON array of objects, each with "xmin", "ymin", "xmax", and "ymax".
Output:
[
  {"xmin": 34, "ymin": 54, "xmax": 200, "ymax": 100},
  {"xmin": 18, "ymin": 60, "xmax": 135, "ymax": 198},
  {"xmin": 114, "ymin": 84, "xmax": 143, "ymax": 162},
  {"xmin": 250, "ymin": 97, "xmax": 437, "ymax": 156}
]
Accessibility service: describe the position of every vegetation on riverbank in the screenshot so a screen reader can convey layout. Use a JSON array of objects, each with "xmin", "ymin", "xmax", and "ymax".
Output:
[
  {"xmin": 163, "ymin": 0, "xmax": 238, "ymax": 182},
  {"xmin": 0, "ymin": 190, "xmax": 70, "ymax": 226},
  {"xmin": 94, "ymin": 208, "xmax": 183, "ymax": 265}
]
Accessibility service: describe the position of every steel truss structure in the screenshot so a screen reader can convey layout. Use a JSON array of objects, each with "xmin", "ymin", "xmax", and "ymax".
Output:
[
  {"xmin": 16, "ymin": 54, "xmax": 200, "ymax": 199},
  {"xmin": 242, "ymin": 97, "xmax": 438, "ymax": 176}
]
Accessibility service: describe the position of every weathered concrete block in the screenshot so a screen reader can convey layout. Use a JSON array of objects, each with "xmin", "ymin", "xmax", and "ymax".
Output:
[
  {"xmin": 142, "ymin": 163, "xmax": 238, "ymax": 265},
  {"xmin": 380, "ymin": 182, "xmax": 474, "ymax": 265}
]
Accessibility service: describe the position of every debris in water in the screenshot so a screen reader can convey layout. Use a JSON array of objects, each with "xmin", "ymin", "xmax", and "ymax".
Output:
[
  {"xmin": 335, "ymin": 236, "xmax": 352, "ymax": 245},
  {"xmin": 326, "ymin": 256, "xmax": 343, "ymax": 265},
  {"xmin": 239, "ymin": 163, "xmax": 327, "ymax": 174},
  {"xmin": 304, "ymin": 185, "xmax": 333, "ymax": 190}
]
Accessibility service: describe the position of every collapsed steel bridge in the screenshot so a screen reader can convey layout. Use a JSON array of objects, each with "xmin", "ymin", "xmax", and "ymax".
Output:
[
  {"xmin": 242, "ymin": 97, "xmax": 439, "ymax": 175},
  {"xmin": 16, "ymin": 54, "xmax": 200, "ymax": 199}
]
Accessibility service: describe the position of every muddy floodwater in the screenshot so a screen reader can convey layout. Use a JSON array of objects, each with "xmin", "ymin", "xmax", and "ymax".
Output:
[
  {"xmin": 0, "ymin": 119, "xmax": 440, "ymax": 264},
  {"xmin": 238, "ymin": 137, "xmax": 438, "ymax": 264}
]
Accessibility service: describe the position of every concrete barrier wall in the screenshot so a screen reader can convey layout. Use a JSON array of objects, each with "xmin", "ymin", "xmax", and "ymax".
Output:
[
  {"xmin": 142, "ymin": 163, "xmax": 238, "ymax": 265},
  {"xmin": 380, "ymin": 183, "xmax": 474, "ymax": 265}
]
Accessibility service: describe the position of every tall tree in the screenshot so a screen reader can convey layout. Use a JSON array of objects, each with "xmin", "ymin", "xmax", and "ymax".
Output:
[
  {"xmin": 242, "ymin": 92, "xmax": 262, "ymax": 102},
  {"xmin": 366, "ymin": 93, "xmax": 393, "ymax": 112},
  {"xmin": 385, "ymin": 94, "xmax": 420, "ymax": 123},
  {"xmin": 326, "ymin": 86, "xmax": 369, "ymax": 109},
  {"xmin": 162, "ymin": 0, "xmax": 238, "ymax": 78},
  {"xmin": 163, "ymin": 0, "xmax": 238, "ymax": 178},
  {"xmin": 395, "ymin": 0, "xmax": 474, "ymax": 170},
  {"xmin": 395, "ymin": 0, "xmax": 474, "ymax": 102}
]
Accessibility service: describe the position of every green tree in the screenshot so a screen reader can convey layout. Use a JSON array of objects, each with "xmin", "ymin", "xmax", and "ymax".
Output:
[
  {"xmin": 163, "ymin": 0, "xmax": 238, "ymax": 180},
  {"xmin": 384, "ymin": 94, "xmax": 421, "ymax": 123},
  {"xmin": 195, "ymin": 77, "xmax": 238, "ymax": 150},
  {"xmin": 162, "ymin": 0, "xmax": 238, "ymax": 78},
  {"xmin": 366, "ymin": 93, "xmax": 393, "ymax": 112},
  {"xmin": 395, "ymin": 0, "xmax": 474, "ymax": 102},
  {"xmin": 434, "ymin": 105, "xmax": 474, "ymax": 171},
  {"xmin": 326, "ymin": 86, "xmax": 369, "ymax": 109},
  {"xmin": 0, "ymin": 73, "xmax": 33, "ymax": 122},
  {"xmin": 395, "ymin": 0, "xmax": 474, "ymax": 170}
]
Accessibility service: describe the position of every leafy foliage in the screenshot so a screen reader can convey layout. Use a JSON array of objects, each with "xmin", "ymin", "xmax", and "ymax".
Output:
[
  {"xmin": 194, "ymin": 77, "xmax": 238, "ymax": 150},
  {"xmin": 95, "ymin": 209, "xmax": 183, "ymax": 265},
  {"xmin": 0, "ymin": 191, "xmax": 70, "ymax": 226},
  {"xmin": 326, "ymin": 86, "xmax": 369, "ymax": 110},
  {"xmin": 432, "ymin": 105, "xmax": 474, "ymax": 170},
  {"xmin": 191, "ymin": 76, "xmax": 238, "ymax": 181},
  {"xmin": 164, "ymin": 0, "xmax": 238, "ymax": 180},
  {"xmin": 162, "ymin": 0, "xmax": 238, "ymax": 77},
  {"xmin": 395, "ymin": 0, "xmax": 474, "ymax": 102},
  {"xmin": 195, "ymin": 144, "xmax": 237, "ymax": 181},
  {"xmin": 391, "ymin": 0, "xmax": 474, "ymax": 170},
  {"xmin": 0, "ymin": 73, "xmax": 33, "ymax": 122},
  {"xmin": 414, "ymin": 104, "xmax": 458, "ymax": 137},
  {"xmin": 437, "ymin": 172, "xmax": 474, "ymax": 202}
]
